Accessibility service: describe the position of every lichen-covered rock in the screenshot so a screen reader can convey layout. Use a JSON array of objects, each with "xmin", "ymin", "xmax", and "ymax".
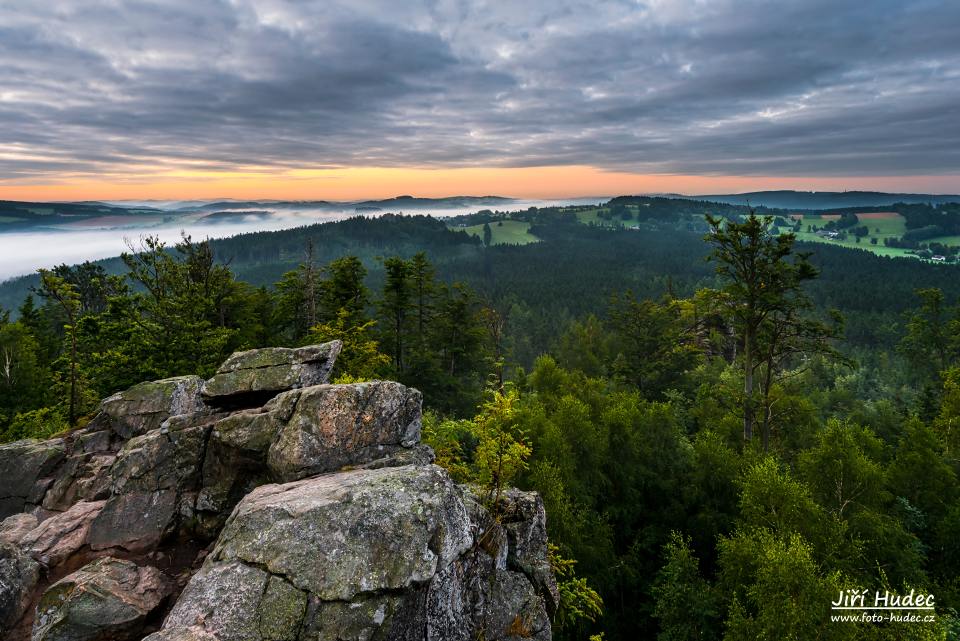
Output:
[
  {"xmin": 0, "ymin": 513, "xmax": 39, "ymax": 545},
  {"xmin": 155, "ymin": 464, "xmax": 554, "ymax": 641},
  {"xmin": 482, "ymin": 566, "xmax": 553, "ymax": 641},
  {"xmin": 142, "ymin": 626, "xmax": 220, "ymax": 641},
  {"xmin": 422, "ymin": 529, "xmax": 553, "ymax": 641},
  {"xmin": 201, "ymin": 342, "xmax": 341, "ymax": 406},
  {"xmin": 0, "ymin": 440, "xmax": 66, "ymax": 520},
  {"xmin": 267, "ymin": 381, "xmax": 422, "ymax": 482},
  {"xmin": 87, "ymin": 491, "xmax": 177, "ymax": 553},
  {"xmin": 212, "ymin": 464, "xmax": 471, "ymax": 600},
  {"xmin": 160, "ymin": 465, "xmax": 475, "ymax": 641},
  {"xmin": 499, "ymin": 489, "xmax": 559, "ymax": 616},
  {"xmin": 31, "ymin": 557, "xmax": 173, "ymax": 641},
  {"xmin": 39, "ymin": 451, "xmax": 115, "ymax": 512},
  {"xmin": 110, "ymin": 425, "xmax": 209, "ymax": 495},
  {"xmin": 163, "ymin": 561, "xmax": 306, "ymax": 641},
  {"xmin": 192, "ymin": 381, "xmax": 424, "ymax": 520},
  {"xmin": 0, "ymin": 342, "xmax": 556, "ymax": 641},
  {"xmin": 300, "ymin": 593, "xmax": 408, "ymax": 641},
  {"xmin": 19, "ymin": 500, "xmax": 105, "ymax": 567},
  {"xmin": 0, "ymin": 542, "xmax": 39, "ymax": 631},
  {"xmin": 351, "ymin": 444, "xmax": 436, "ymax": 471},
  {"xmin": 94, "ymin": 376, "xmax": 206, "ymax": 439}
]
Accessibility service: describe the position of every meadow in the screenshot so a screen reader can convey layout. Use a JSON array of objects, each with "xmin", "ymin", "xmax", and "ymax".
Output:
[
  {"xmin": 457, "ymin": 219, "xmax": 539, "ymax": 244},
  {"xmin": 791, "ymin": 212, "xmax": 960, "ymax": 260}
]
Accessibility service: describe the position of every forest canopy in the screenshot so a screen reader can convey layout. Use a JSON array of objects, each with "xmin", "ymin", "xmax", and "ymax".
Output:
[{"xmin": 2, "ymin": 205, "xmax": 960, "ymax": 640}]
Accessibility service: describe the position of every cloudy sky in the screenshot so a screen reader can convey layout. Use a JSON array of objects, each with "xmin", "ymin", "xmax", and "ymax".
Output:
[{"xmin": 0, "ymin": 0, "xmax": 958, "ymax": 199}]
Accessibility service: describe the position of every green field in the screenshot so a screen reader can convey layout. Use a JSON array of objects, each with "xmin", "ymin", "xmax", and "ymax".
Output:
[
  {"xmin": 456, "ymin": 219, "xmax": 539, "ymax": 245},
  {"xmin": 788, "ymin": 213, "xmax": 954, "ymax": 259},
  {"xmin": 575, "ymin": 205, "xmax": 642, "ymax": 228},
  {"xmin": 928, "ymin": 235, "xmax": 960, "ymax": 246}
]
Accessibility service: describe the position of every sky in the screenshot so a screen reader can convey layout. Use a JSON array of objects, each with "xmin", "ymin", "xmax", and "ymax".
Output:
[{"xmin": 1, "ymin": 0, "xmax": 958, "ymax": 201}]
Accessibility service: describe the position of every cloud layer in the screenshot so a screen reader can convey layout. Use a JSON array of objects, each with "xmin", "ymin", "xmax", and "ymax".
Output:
[{"xmin": 1, "ymin": 0, "xmax": 958, "ymax": 183}]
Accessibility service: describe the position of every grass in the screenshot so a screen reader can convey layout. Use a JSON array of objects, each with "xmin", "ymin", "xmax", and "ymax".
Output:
[
  {"xmin": 927, "ymin": 235, "xmax": 960, "ymax": 246},
  {"xmin": 575, "ymin": 205, "xmax": 643, "ymax": 228},
  {"xmin": 455, "ymin": 220, "xmax": 539, "ymax": 245},
  {"xmin": 791, "ymin": 213, "xmax": 918, "ymax": 258},
  {"xmin": 575, "ymin": 208, "xmax": 606, "ymax": 225}
]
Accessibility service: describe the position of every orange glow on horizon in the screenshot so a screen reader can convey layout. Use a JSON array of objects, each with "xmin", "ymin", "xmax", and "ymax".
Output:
[{"xmin": 1, "ymin": 165, "xmax": 958, "ymax": 201}]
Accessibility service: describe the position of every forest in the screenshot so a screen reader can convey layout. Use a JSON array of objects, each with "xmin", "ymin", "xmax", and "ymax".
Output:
[{"xmin": 3, "ymin": 206, "xmax": 960, "ymax": 640}]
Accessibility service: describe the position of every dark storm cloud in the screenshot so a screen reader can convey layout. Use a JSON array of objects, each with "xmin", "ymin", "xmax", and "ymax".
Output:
[{"xmin": 0, "ymin": 0, "xmax": 958, "ymax": 180}]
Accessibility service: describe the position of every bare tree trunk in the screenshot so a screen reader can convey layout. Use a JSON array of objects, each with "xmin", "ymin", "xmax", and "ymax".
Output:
[
  {"xmin": 68, "ymin": 325, "xmax": 77, "ymax": 427},
  {"xmin": 761, "ymin": 364, "xmax": 773, "ymax": 453},
  {"xmin": 743, "ymin": 330, "xmax": 753, "ymax": 442},
  {"xmin": 395, "ymin": 311, "xmax": 404, "ymax": 373},
  {"xmin": 303, "ymin": 241, "xmax": 317, "ymax": 330}
]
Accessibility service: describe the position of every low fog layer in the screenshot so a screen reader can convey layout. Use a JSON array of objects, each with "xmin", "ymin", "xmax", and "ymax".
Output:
[{"xmin": 0, "ymin": 198, "xmax": 597, "ymax": 281}]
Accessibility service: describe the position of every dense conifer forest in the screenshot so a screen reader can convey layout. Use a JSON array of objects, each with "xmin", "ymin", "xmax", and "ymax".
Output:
[{"xmin": 4, "ymin": 201, "xmax": 960, "ymax": 639}]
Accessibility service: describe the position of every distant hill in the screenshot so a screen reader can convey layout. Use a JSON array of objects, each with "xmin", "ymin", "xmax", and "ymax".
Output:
[
  {"xmin": 692, "ymin": 190, "xmax": 960, "ymax": 210},
  {"xmin": 0, "ymin": 196, "xmax": 517, "ymax": 233},
  {"xmin": 0, "ymin": 200, "xmax": 163, "ymax": 230},
  {"xmin": 169, "ymin": 195, "xmax": 514, "ymax": 213},
  {"xmin": 349, "ymin": 195, "xmax": 513, "ymax": 210}
]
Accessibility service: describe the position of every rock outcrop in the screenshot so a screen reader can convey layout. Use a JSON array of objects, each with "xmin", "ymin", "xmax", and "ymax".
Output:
[
  {"xmin": 0, "ymin": 341, "xmax": 555, "ymax": 641},
  {"xmin": 32, "ymin": 557, "xmax": 173, "ymax": 641},
  {"xmin": 201, "ymin": 343, "xmax": 341, "ymax": 408}
]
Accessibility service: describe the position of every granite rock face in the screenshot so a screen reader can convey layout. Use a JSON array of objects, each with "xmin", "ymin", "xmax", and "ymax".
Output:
[
  {"xmin": 0, "ymin": 341, "xmax": 555, "ymax": 641},
  {"xmin": 266, "ymin": 381, "xmax": 422, "ymax": 482},
  {"xmin": 201, "ymin": 343, "xmax": 342, "ymax": 407},
  {"xmin": 157, "ymin": 467, "xmax": 552, "ymax": 641},
  {"xmin": 31, "ymin": 557, "xmax": 173, "ymax": 641},
  {"xmin": 211, "ymin": 465, "xmax": 471, "ymax": 600},
  {"xmin": 0, "ymin": 543, "xmax": 39, "ymax": 632},
  {"xmin": 94, "ymin": 376, "xmax": 206, "ymax": 440},
  {"xmin": 0, "ymin": 441, "xmax": 66, "ymax": 521}
]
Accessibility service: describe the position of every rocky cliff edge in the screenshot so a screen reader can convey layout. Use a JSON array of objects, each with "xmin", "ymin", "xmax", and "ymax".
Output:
[{"xmin": 0, "ymin": 342, "xmax": 556, "ymax": 641}]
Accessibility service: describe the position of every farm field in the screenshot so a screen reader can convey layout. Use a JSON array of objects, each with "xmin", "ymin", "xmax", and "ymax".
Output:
[
  {"xmin": 789, "ymin": 212, "xmax": 945, "ymax": 259},
  {"xmin": 457, "ymin": 219, "xmax": 539, "ymax": 245},
  {"xmin": 574, "ymin": 205, "xmax": 642, "ymax": 227}
]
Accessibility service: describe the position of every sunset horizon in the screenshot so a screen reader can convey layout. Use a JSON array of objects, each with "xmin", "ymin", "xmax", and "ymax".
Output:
[
  {"xmin": 2, "ymin": 165, "xmax": 959, "ymax": 203},
  {"xmin": 3, "ymin": 2, "xmax": 958, "ymax": 204}
]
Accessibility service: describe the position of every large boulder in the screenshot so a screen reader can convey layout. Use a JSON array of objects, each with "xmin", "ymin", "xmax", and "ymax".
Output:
[
  {"xmin": 201, "ymin": 342, "xmax": 342, "ymax": 407},
  {"xmin": 0, "ymin": 514, "xmax": 39, "ymax": 546},
  {"xmin": 266, "ymin": 381, "xmax": 422, "ymax": 482},
  {"xmin": 0, "ymin": 341, "xmax": 557, "ymax": 641},
  {"xmin": 93, "ymin": 376, "xmax": 206, "ymax": 440},
  {"xmin": 210, "ymin": 465, "xmax": 471, "ymax": 600},
  {"xmin": 191, "ymin": 380, "xmax": 422, "ymax": 524},
  {"xmin": 155, "ymin": 464, "xmax": 554, "ymax": 641},
  {"xmin": 499, "ymin": 489, "xmax": 559, "ymax": 616},
  {"xmin": 19, "ymin": 500, "xmax": 105, "ymax": 567},
  {"xmin": 31, "ymin": 557, "xmax": 173, "ymax": 641},
  {"xmin": 87, "ymin": 491, "xmax": 178, "ymax": 554},
  {"xmin": 0, "ymin": 542, "xmax": 39, "ymax": 632},
  {"xmin": 159, "ymin": 561, "xmax": 305, "ymax": 641},
  {"xmin": 0, "ymin": 440, "xmax": 66, "ymax": 520},
  {"xmin": 160, "ymin": 465, "xmax": 473, "ymax": 640}
]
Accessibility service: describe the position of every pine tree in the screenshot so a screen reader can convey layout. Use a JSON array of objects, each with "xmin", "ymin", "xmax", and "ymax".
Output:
[
  {"xmin": 379, "ymin": 257, "xmax": 413, "ymax": 373},
  {"xmin": 37, "ymin": 270, "xmax": 81, "ymax": 426},
  {"xmin": 704, "ymin": 213, "xmax": 831, "ymax": 448}
]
